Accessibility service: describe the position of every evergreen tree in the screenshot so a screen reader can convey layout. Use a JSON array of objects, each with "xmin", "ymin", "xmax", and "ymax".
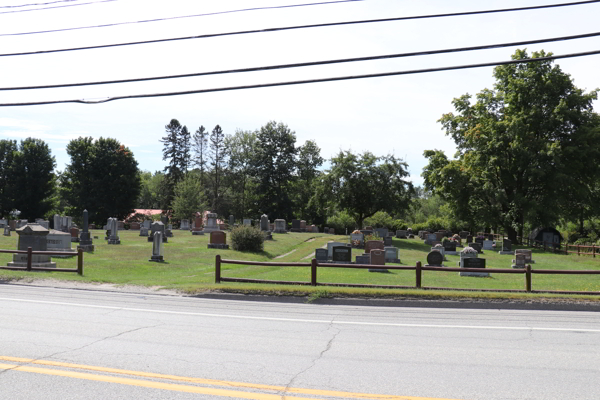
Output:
[
  {"xmin": 209, "ymin": 125, "xmax": 226, "ymax": 213},
  {"xmin": 0, "ymin": 139, "xmax": 18, "ymax": 218},
  {"xmin": 160, "ymin": 119, "xmax": 191, "ymax": 207},
  {"xmin": 192, "ymin": 125, "xmax": 209, "ymax": 186}
]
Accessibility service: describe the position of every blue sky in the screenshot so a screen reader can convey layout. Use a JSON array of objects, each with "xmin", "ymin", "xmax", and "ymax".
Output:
[{"xmin": 1, "ymin": 0, "xmax": 599, "ymax": 186}]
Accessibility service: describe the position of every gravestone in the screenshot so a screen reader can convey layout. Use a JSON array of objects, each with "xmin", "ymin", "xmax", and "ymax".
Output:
[
  {"xmin": 368, "ymin": 249, "xmax": 387, "ymax": 272},
  {"xmin": 327, "ymin": 242, "xmax": 348, "ymax": 259},
  {"xmin": 77, "ymin": 210, "xmax": 94, "ymax": 251},
  {"xmin": 475, "ymin": 237, "xmax": 484, "ymax": 246},
  {"xmin": 165, "ymin": 224, "xmax": 173, "ymax": 237},
  {"xmin": 0, "ymin": 218, "xmax": 7, "ymax": 228},
  {"xmin": 364, "ymin": 226, "xmax": 373, "ymax": 231},
  {"xmin": 431, "ymin": 245, "xmax": 446, "ymax": 260},
  {"xmin": 192, "ymin": 216, "xmax": 204, "ymax": 235},
  {"xmin": 70, "ymin": 226, "xmax": 80, "ymax": 244},
  {"xmin": 46, "ymin": 229, "xmax": 72, "ymax": 257},
  {"xmin": 208, "ymin": 231, "xmax": 229, "ymax": 249},
  {"xmin": 425, "ymin": 233, "xmax": 437, "ymax": 245},
  {"xmin": 443, "ymin": 241, "xmax": 458, "ymax": 255},
  {"xmin": 139, "ymin": 227, "xmax": 149, "ymax": 237},
  {"xmin": 4, "ymin": 226, "xmax": 11, "ymax": 236},
  {"xmin": 130, "ymin": 222, "xmax": 141, "ymax": 230},
  {"xmin": 290, "ymin": 219, "xmax": 300, "ymax": 232},
  {"xmin": 350, "ymin": 233, "xmax": 365, "ymax": 248},
  {"xmin": 469, "ymin": 242, "xmax": 483, "ymax": 254},
  {"xmin": 396, "ymin": 230, "xmax": 407, "ymax": 239},
  {"xmin": 466, "ymin": 235, "xmax": 473, "ymax": 244},
  {"xmin": 161, "ymin": 215, "xmax": 168, "ymax": 225},
  {"xmin": 270, "ymin": 223, "xmax": 275, "ymax": 231},
  {"xmin": 374, "ymin": 228, "xmax": 389, "ymax": 239},
  {"xmin": 204, "ymin": 213, "xmax": 220, "ymax": 233},
  {"xmin": 483, "ymin": 240, "xmax": 494, "ymax": 251},
  {"xmin": 332, "ymin": 246, "xmax": 352, "ymax": 263},
  {"xmin": 180, "ymin": 219, "xmax": 190, "ymax": 230},
  {"xmin": 512, "ymin": 254, "xmax": 527, "ymax": 269},
  {"xmin": 365, "ymin": 240, "xmax": 385, "ymax": 254},
  {"xmin": 107, "ymin": 218, "xmax": 120, "ymax": 245},
  {"xmin": 148, "ymin": 221, "xmax": 167, "ymax": 243},
  {"xmin": 435, "ymin": 232, "xmax": 445, "ymax": 241},
  {"xmin": 500, "ymin": 239, "xmax": 512, "ymax": 254},
  {"xmin": 384, "ymin": 236, "xmax": 392, "ymax": 246},
  {"xmin": 8, "ymin": 224, "xmax": 57, "ymax": 268},
  {"xmin": 460, "ymin": 257, "xmax": 488, "ymax": 277},
  {"xmin": 324, "ymin": 227, "xmax": 329, "ymax": 234},
  {"xmin": 35, "ymin": 219, "xmax": 50, "ymax": 229},
  {"xmin": 329, "ymin": 228, "xmax": 335, "ymax": 235},
  {"xmin": 9, "ymin": 220, "xmax": 16, "ymax": 231},
  {"xmin": 143, "ymin": 220, "xmax": 152, "ymax": 229},
  {"xmin": 515, "ymin": 249, "xmax": 535, "ymax": 263},
  {"xmin": 360, "ymin": 230, "xmax": 373, "ymax": 236},
  {"xmin": 384, "ymin": 246, "xmax": 400, "ymax": 263},
  {"xmin": 149, "ymin": 231, "xmax": 165, "ymax": 262},
  {"xmin": 260, "ymin": 214, "xmax": 270, "ymax": 231},
  {"xmin": 355, "ymin": 254, "xmax": 370, "ymax": 265},
  {"xmin": 274, "ymin": 219, "xmax": 287, "ymax": 233},
  {"xmin": 243, "ymin": 219, "xmax": 252, "ymax": 226},
  {"xmin": 117, "ymin": 220, "xmax": 125, "ymax": 230},
  {"xmin": 312, "ymin": 226, "xmax": 319, "ymax": 233},
  {"xmin": 426, "ymin": 251, "xmax": 444, "ymax": 266},
  {"xmin": 315, "ymin": 248, "xmax": 328, "ymax": 263},
  {"xmin": 458, "ymin": 248, "xmax": 478, "ymax": 267},
  {"xmin": 459, "ymin": 231, "xmax": 470, "ymax": 239},
  {"xmin": 300, "ymin": 220, "xmax": 307, "ymax": 232}
]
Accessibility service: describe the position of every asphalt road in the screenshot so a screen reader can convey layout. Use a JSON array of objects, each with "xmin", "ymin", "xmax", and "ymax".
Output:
[{"xmin": 1, "ymin": 283, "xmax": 599, "ymax": 400}]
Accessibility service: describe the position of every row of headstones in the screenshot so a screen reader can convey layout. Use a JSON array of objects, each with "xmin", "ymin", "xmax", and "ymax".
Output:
[
  {"xmin": 350, "ymin": 232, "xmax": 395, "ymax": 248},
  {"xmin": 1, "ymin": 219, "xmax": 34, "ymax": 232},
  {"xmin": 314, "ymin": 241, "xmax": 400, "ymax": 266}
]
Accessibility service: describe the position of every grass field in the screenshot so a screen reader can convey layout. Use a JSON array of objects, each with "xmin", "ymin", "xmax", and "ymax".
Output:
[{"xmin": 1, "ymin": 229, "xmax": 600, "ymax": 299}]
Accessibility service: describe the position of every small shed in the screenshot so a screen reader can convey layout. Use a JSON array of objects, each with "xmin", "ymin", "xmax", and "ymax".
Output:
[{"xmin": 529, "ymin": 227, "xmax": 563, "ymax": 245}]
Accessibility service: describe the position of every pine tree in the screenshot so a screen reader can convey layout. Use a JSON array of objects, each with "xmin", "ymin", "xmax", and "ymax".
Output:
[
  {"xmin": 210, "ymin": 125, "xmax": 226, "ymax": 212},
  {"xmin": 192, "ymin": 125, "xmax": 208, "ymax": 186}
]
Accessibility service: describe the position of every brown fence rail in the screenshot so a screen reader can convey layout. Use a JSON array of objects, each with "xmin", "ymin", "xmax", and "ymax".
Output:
[
  {"xmin": 215, "ymin": 255, "xmax": 600, "ymax": 295},
  {"xmin": 0, "ymin": 247, "xmax": 83, "ymax": 275}
]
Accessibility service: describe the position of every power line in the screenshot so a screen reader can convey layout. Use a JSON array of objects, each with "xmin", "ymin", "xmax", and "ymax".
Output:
[
  {"xmin": 1, "ymin": 49, "xmax": 598, "ymax": 107},
  {"xmin": 0, "ymin": 0, "xmax": 116, "ymax": 15},
  {"xmin": 2, "ymin": 0, "xmax": 598, "ymax": 57},
  {"xmin": 0, "ymin": 0, "xmax": 364, "ymax": 36},
  {"xmin": 4, "ymin": 31, "xmax": 600, "ymax": 91},
  {"xmin": 0, "ymin": 0, "xmax": 90, "ymax": 8}
]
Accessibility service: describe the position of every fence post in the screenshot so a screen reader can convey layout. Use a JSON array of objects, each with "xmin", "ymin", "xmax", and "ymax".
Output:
[
  {"xmin": 416, "ymin": 261, "xmax": 422, "ymax": 289},
  {"xmin": 525, "ymin": 264, "xmax": 532, "ymax": 292},
  {"xmin": 27, "ymin": 247, "xmax": 32, "ymax": 271},
  {"xmin": 311, "ymin": 258, "xmax": 317, "ymax": 286},
  {"xmin": 215, "ymin": 255, "xmax": 221, "ymax": 283},
  {"xmin": 578, "ymin": 245, "xmax": 580, "ymax": 257},
  {"xmin": 77, "ymin": 248, "xmax": 83, "ymax": 275}
]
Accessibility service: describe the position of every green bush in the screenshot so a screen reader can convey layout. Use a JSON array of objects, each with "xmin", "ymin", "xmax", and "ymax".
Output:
[
  {"xmin": 230, "ymin": 225, "xmax": 264, "ymax": 252},
  {"xmin": 326, "ymin": 211, "xmax": 356, "ymax": 233},
  {"xmin": 364, "ymin": 211, "xmax": 394, "ymax": 229}
]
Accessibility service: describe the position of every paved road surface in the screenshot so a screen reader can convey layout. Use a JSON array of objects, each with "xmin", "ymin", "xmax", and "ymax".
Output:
[{"xmin": 1, "ymin": 283, "xmax": 599, "ymax": 400}]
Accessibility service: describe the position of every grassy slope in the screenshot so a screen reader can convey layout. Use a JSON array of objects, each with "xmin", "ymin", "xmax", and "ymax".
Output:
[{"xmin": 1, "ymin": 230, "xmax": 600, "ymax": 297}]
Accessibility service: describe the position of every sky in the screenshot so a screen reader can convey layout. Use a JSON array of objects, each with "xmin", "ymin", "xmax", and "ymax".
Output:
[{"xmin": 1, "ymin": 0, "xmax": 599, "ymax": 187}]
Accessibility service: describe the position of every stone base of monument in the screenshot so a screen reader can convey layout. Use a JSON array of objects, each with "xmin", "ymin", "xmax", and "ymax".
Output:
[
  {"xmin": 290, "ymin": 229, "xmax": 302, "ymax": 233},
  {"xmin": 70, "ymin": 237, "xmax": 79, "ymax": 243},
  {"xmin": 77, "ymin": 244, "xmax": 95, "ymax": 252},
  {"xmin": 108, "ymin": 239, "xmax": 121, "ymax": 245},
  {"xmin": 149, "ymin": 255, "xmax": 164, "ymax": 262},
  {"xmin": 445, "ymin": 251, "xmax": 458, "ymax": 256},
  {"xmin": 274, "ymin": 229, "xmax": 287, "ymax": 234},
  {"xmin": 165, "ymin": 231, "xmax": 173, "ymax": 237},
  {"xmin": 512, "ymin": 259, "xmax": 535, "ymax": 264},
  {"xmin": 385, "ymin": 258, "xmax": 401, "ymax": 263},
  {"xmin": 368, "ymin": 268, "xmax": 389, "ymax": 273},
  {"xmin": 498, "ymin": 251, "xmax": 513, "ymax": 255},
  {"xmin": 148, "ymin": 236, "xmax": 168, "ymax": 242},
  {"xmin": 202, "ymin": 228, "xmax": 221, "ymax": 234},
  {"xmin": 8, "ymin": 254, "xmax": 56, "ymax": 269},
  {"xmin": 207, "ymin": 243, "xmax": 229, "ymax": 249},
  {"xmin": 511, "ymin": 264, "xmax": 526, "ymax": 269},
  {"xmin": 191, "ymin": 231, "xmax": 205, "ymax": 235}
]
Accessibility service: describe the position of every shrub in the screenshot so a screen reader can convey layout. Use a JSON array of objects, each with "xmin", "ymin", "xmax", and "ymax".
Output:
[
  {"xmin": 326, "ymin": 211, "xmax": 356, "ymax": 233},
  {"xmin": 364, "ymin": 211, "xmax": 394, "ymax": 229},
  {"xmin": 230, "ymin": 225, "xmax": 264, "ymax": 252}
]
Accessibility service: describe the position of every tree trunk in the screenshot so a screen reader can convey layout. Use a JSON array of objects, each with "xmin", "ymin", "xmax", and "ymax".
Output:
[{"xmin": 506, "ymin": 226, "xmax": 518, "ymax": 243}]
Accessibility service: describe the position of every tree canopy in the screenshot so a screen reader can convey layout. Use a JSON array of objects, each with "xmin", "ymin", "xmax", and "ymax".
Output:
[{"xmin": 423, "ymin": 49, "xmax": 600, "ymax": 241}]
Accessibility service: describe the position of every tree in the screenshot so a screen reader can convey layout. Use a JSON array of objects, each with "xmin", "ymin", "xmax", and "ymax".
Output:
[
  {"xmin": 425, "ymin": 49, "xmax": 600, "ymax": 242},
  {"xmin": 192, "ymin": 125, "xmax": 209, "ymax": 186},
  {"xmin": 0, "ymin": 139, "xmax": 17, "ymax": 218},
  {"xmin": 209, "ymin": 124, "xmax": 226, "ymax": 213},
  {"xmin": 160, "ymin": 119, "xmax": 190, "ymax": 206},
  {"xmin": 9, "ymin": 138, "xmax": 56, "ymax": 220},
  {"xmin": 138, "ymin": 171, "xmax": 170, "ymax": 209},
  {"xmin": 61, "ymin": 137, "xmax": 141, "ymax": 225},
  {"xmin": 225, "ymin": 129, "xmax": 258, "ymax": 219},
  {"xmin": 294, "ymin": 140, "xmax": 324, "ymax": 221},
  {"xmin": 172, "ymin": 172, "xmax": 206, "ymax": 221},
  {"xmin": 252, "ymin": 121, "xmax": 298, "ymax": 220},
  {"xmin": 326, "ymin": 150, "xmax": 413, "ymax": 228}
]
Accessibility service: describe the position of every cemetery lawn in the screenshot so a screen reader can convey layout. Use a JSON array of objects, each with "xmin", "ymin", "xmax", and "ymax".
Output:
[{"xmin": 1, "ymin": 231, "xmax": 600, "ymax": 301}]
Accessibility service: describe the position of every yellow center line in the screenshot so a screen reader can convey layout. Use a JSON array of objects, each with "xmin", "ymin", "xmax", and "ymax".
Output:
[{"xmin": 0, "ymin": 357, "xmax": 463, "ymax": 400}]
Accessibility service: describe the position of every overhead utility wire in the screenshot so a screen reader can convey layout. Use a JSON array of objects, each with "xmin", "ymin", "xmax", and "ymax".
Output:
[
  {"xmin": 1, "ymin": 0, "xmax": 598, "ymax": 38},
  {"xmin": 2, "ymin": 50, "xmax": 599, "ymax": 107},
  {"xmin": 2, "ymin": 0, "xmax": 598, "ymax": 56},
  {"xmin": 0, "ymin": 0, "xmax": 363, "ymax": 36},
  {"xmin": 0, "ymin": 0, "xmax": 117, "ymax": 15},
  {"xmin": 4, "ymin": 31, "xmax": 600, "ymax": 91},
  {"xmin": 0, "ymin": 0, "xmax": 90, "ymax": 8}
]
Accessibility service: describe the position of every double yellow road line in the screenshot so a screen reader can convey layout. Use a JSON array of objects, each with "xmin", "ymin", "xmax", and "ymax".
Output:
[{"xmin": 0, "ymin": 356, "xmax": 460, "ymax": 400}]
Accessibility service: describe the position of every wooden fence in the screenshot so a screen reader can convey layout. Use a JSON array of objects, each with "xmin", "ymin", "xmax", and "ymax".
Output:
[
  {"xmin": 0, "ymin": 247, "xmax": 83, "ymax": 275},
  {"xmin": 215, "ymin": 255, "xmax": 600, "ymax": 295}
]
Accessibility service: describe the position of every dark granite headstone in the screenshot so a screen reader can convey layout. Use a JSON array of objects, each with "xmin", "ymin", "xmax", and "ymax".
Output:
[
  {"xmin": 443, "ymin": 241, "xmax": 457, "ymax": 252},
  {"xmin": 426, "ymin": 251, "xmax": 444, "ymax": 266},
  {"xmin": 503, "ymin": 239, "xmax": 512, "ymax": 252},
  {"xmin": 463, "ymin": 257, "xmax": 486, "ymax": 269},
  {"xmin": 315, "ymin": 248, "xmax": 328, "ymax": 262},
  {"xmin": 332, "ymin": 246, "xmax": 352, "ymax": 263}
]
